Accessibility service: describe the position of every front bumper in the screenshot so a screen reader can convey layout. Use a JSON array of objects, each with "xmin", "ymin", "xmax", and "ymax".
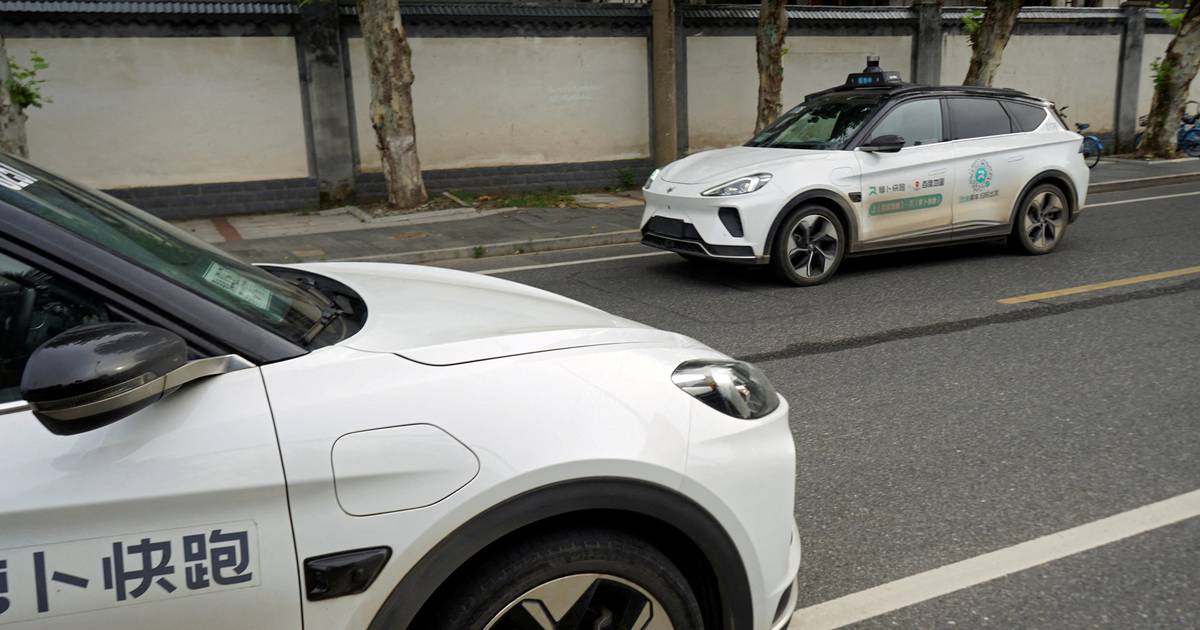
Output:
[
  {"xmin": 773, "ymin": 522, "xmax": 803, "ymax": 629},
  {"xmin": 641, "ymin": 216, "xmax": 764, "ymax": 263},
  {"xmin": 640, "ymin": 180, "xmax": 790, "ymax": 260},
  {"xmin": 681, "ymin": 394, "xmax": 799, "ymax": 630}
]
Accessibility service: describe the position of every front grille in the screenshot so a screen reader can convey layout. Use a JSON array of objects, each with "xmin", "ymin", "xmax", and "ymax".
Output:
[{"xmin": 643, "ymin": 216, "xmax": 702, "ymax": 241}]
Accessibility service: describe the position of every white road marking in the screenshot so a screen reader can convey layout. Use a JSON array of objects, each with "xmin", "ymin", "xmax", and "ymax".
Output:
[
  {"xmin": 1084, "ymin": 190, "xmax": 1200, "ymax": 208},
  {"xmin": 789, "ymin": 488, "xmax": 1200, "ymax": 630},
  {"xmin": 477, "ymin": 251, "xmax": 672, "ymax": 275}
]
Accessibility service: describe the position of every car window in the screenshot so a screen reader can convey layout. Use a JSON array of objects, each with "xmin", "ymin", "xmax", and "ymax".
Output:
[
  {"xmin": 1003, "ymin": 101, "xmax": 1048, "ymax": 132},
  {"xmin": 0, "ymin": 252, "xmax": 111, "ymax": 403},
  {"xmin": 948, "ymin": 98, "xmax": 1013, "ymax": 140},
  {"xmin": 868, "ymin": 99, "xmax": 943, "ymax": 147},
  {"xmin": 748, "ymin": 92, "xmax": 884, "ymax": 150},
  {"xmin": 0, "ymin": 155, "xmax": 332, "ymax": 347}
]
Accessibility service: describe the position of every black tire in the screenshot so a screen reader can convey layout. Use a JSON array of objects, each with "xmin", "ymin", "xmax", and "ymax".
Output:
[
  {"xmin": 770, "ymin": 205, "xmax": 846, "ymax": 286},
  {"xmin": 1009, "ymin": 183, "xmax": 1069, "ymax": 255},
  {"xmin": 419, "ymin": 528, "xmax": 705, "ymax": 630},
  {"xmin": 1082, "ymin": 137, "xmax": 1102, "ymax": 168}
]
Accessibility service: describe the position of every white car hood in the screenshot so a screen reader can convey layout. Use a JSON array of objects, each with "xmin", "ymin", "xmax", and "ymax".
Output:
[
  {"xmin": 660, "ymin": 145, "xmax": 830, "ymax": 184},
  {"xmin": 292, "ymin": 262, "xmax": 693, "ymax": 365}
]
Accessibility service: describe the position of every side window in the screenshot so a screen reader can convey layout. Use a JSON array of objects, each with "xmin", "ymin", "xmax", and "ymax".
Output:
[
  {"xmin": 868, "ymin": 99, "xmax": 944, "ymax": 147},
  {"xmin": 1003, "ymin": 101, "xmax": 1049, "ymax": 132},
  {"xmin": 948, "ymin": 98, "xmax": 1013, "ymax": 140},
  {"xmin": 0, "ymin": 252, "xmax": 110, "ymax": 403}
]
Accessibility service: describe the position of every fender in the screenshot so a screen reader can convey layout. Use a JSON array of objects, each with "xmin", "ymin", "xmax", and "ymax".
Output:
[
  {"xmin": 367, "ymin": 477, "xmax": 753, "ymax": 630},
  {"xmin": 1007, "ymin": 169, "xmax": 1080, "ymax": 226},
  {"xmin": 763, "ymin": 188, "xmax": 861, "ymax": 257}
]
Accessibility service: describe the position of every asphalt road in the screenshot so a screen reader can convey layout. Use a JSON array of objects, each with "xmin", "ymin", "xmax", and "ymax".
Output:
[{"xmin": 442, "ymin": 182, "xmax": 1200, "ymax": 628}]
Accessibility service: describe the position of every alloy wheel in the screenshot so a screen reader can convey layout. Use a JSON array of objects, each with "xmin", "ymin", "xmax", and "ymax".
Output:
[
  {"xmin": 1024, "ymin": 191, "xmax": 1066, "ymax": 250},
  {"xmin": 788, "ymin": 214, "xmax": 840, "ymax": 279},
  {"xmin": 483, "ymin": 573, "xmax": 674, "ymax": 630}
]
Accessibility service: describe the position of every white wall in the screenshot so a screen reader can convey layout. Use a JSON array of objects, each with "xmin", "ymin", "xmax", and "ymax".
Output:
[
  {"xmin": 940, "ymin": 34, "xmax": 1122, "ymax": 132},
  {"xmin": 687, "ymin": 35, "xmax": 912, "ymax": 151},
  {"xmin": 1141, "ymin": 34, "xmax": 1200, "ymax": 119},
  {"xmin": 348, "ymin": 37, "xmax": 650, "ymax": 172},
  {"xmin": 7, "ymin": 37, "xmax": 309, "ymax": 189}
]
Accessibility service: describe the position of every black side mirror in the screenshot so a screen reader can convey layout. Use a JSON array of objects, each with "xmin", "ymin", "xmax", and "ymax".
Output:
[
  {"xmin": 20, "ymin": 323, "xmax": 248, "ymax": 435},
  {"xmin": 860, "ymin": 135, "xmax": 906, "ymax": 153}
]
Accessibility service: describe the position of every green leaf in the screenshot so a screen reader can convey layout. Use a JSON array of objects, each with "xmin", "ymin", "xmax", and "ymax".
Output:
[{"xmin": 6, "ymin": 50, "xmax": 51, "ymax": 111}]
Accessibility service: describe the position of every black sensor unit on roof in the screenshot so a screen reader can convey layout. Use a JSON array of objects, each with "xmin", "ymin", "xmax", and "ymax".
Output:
[{"xmin": 844, "ymin": 56, "xmax": 902, "ymax": 87}]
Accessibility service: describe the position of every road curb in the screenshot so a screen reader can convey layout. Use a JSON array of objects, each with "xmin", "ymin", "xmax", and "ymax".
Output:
[
  {"xmin": 1088, "ymin": 171, "xmax": 1200, "ymax": 194},
  {"xmin": 331, "ymin": 229, "xmax": 643, "ymax": 264}
]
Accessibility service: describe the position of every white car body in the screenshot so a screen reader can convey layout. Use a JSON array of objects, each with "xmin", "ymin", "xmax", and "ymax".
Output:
[
  {"xmin": 641, "ymin": 86, "xmax": 1090, "ymax": 269},
  {"xmin": 0, "ymin": 205, "xmax": 800, "ymax": 630}
]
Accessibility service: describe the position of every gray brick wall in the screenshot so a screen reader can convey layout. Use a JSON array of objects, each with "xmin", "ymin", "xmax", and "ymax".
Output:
[{"xmin": 105, "ymin": 159, "xmax": 654, "ymax": 219}]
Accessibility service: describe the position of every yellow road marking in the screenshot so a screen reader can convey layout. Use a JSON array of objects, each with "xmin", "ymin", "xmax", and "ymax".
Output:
[{"xmin": 998, "ymin": 265, "xmax": 1200, "ymax": 304}]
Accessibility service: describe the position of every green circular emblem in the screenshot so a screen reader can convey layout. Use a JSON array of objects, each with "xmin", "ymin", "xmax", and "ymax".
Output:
[{"xmin": 970, "ymin": 159, "xmax": 993, "ymax": 192}]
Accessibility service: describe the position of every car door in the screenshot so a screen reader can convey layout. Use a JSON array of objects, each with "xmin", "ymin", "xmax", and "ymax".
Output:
[
  {"xmin": 946, "ymin": 97, "xmax": 1035, "ymax": 233},
  {"xmin": 854, "ymin": 97, "xmax": 956, "ymax": 246},
  {"xmin": 0, "ymin": 250, "xmax": 300, "ymax": 629}
]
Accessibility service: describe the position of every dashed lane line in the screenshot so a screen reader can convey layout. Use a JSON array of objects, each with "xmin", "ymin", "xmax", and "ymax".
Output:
[{"xmin": 997, "ymin": 265, "xmax": 1200, "ymax": 304}]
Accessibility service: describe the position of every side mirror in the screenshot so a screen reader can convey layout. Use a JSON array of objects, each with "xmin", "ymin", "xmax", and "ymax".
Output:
[
  {"xmin": 859, "ymin": 135, "xmax": 906, "ymax": 153},
  {"xmin": 20, "ymin": 323, "xmax": 249, "ymax": 435}
]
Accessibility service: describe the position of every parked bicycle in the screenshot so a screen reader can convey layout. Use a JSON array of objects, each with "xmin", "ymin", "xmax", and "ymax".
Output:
[
  {"xmin": 1056, "ymin": 106, "xmax": 1103, "ymax": 168},
  {"xmin": 1134, "ymin": 100, "xmax": 1200, "ymax": 158},
  {"xmin": 1075, "ymin": 122, "xmax": 1103, "ymax": 168}
]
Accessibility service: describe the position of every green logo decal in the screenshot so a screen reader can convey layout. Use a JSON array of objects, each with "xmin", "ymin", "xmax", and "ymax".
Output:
[
  {"xmin": 970, "ymin": 158, "xmax": 993, "ymax": 192},
  {"xmin": 869, "ymin": 193, "xmax": 943, "ymax": 216}
]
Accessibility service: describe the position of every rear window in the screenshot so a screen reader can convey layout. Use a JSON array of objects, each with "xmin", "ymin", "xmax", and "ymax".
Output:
[
  {"xmin": 1003, "ymin": 101, "xmax": 1049, "ymax": 132},
  {"xmin": 948, "ymin": 98, "xmax": 1013, "ymax": 140}
]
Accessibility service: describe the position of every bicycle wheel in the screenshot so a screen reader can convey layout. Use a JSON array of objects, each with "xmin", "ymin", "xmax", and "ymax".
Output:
[
  {"xmin": 1183, "ymin": 130, "xmax": 1200, "ymax": 158},
  {"xmin": 1081, "ymin": 136, "xmax": 1102, "ymax": 168}
]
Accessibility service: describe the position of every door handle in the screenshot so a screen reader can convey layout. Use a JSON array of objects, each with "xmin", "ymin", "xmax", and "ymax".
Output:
[
  {"xmin": 928, "ymin": 168, "xmax": 947, "ymax": 176},
  {"xmin": 1007, "ymin": 155, "xmax": 1024, "ymax": 163}
]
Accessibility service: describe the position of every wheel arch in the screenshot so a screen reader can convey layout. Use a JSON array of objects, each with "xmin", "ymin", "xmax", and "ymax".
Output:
[
  {"xmin": 368, "ymin": 477, "xmax": 753, "ymax": 630},
  {"xmin": 764, "ymin": 188, "xmax": 859, "ymax": 257},
  {"xmin": 1008, "ymin": 169, "xmax": 1080, "ymax": 226}
]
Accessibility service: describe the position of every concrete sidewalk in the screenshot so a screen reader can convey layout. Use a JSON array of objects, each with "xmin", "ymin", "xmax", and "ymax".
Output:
[{"xmin": 192, "ymin": 159, "xmax": 1199, "ymax": 266}]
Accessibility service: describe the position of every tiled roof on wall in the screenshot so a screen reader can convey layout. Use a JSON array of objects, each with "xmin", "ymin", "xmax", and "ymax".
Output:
[
  {"xmin": 0, "ymin": 1, "xmax": 297, "ymax": 14},
  {"xmin": 685, "ymin": 6, "xmax": 914, "ymax": 22}
]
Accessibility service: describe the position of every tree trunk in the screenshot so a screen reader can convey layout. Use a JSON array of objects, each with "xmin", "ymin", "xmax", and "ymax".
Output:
[
  {"xmin": 1137, "ymin": 2, "xmax": 1200, "ymax": 159},
  {"xmin": 357, "ymin": 0, "xmax": 427, "ymax": 210},
  {"xmin": 963, "ymin": 0, "xmax": 1021, "ymax": 87},
  {"xmin": 0, "ymin": 35, "xmax": 29, "ymax": 157},
  {"xmin": 754, "ymin": 0, "xmax": 788, "ymax": 134}
]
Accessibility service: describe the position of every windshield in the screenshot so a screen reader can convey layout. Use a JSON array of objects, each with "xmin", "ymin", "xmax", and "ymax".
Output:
[
  {"xmin": 747, "ymin": 92, "xmax": 883, "ymax": 150},
  {"xmin": 0, "ymin": 154, "xmax": 329, "ymax": 345}
]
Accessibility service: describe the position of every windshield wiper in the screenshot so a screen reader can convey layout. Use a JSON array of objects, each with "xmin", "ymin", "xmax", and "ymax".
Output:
[
  {"xmin": 288, "ymin": 276, "xmax": 346, "ymax": 346},
  {"xmin": 300, "ymin": 303, "xmax": 346, "ymax": 346},
  {"xmin": 769, "ymin": 141, "xmax": 828, "ymax": 149}
]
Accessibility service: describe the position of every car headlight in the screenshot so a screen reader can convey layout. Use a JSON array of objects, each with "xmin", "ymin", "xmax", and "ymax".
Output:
[
  {"xmin": 644, "ymin": 168, "xmax": 660, "ymax": 189},
  {"xmin": 672, "ymin": 359, "xmax": 780, "ymax": 419},
  {"xmin": 701, "ymin": 173, "xmax": 773, "ymax": 197}
]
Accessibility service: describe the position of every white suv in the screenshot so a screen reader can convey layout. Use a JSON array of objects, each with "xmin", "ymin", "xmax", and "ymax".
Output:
[
  {"xmin": 642, "ymin": 59, "xmax": 1089, "ymax": 286},
  {"xmin": 0, "ymin": 155, "xmax": 799, "ymax": 630}
]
